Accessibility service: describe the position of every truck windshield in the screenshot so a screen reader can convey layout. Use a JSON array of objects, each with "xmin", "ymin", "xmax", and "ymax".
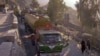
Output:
[{"xmin": 41, "ymin": 34, "xmax": 62, "ymax": 44}]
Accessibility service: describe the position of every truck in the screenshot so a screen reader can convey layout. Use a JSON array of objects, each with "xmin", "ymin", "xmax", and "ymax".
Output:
[{"xmin": 24, "ymin": 14, "xmax": 69, "ymax": 56}]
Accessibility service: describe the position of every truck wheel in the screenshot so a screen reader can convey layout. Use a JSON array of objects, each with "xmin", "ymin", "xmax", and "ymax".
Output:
[
  {"xmin": 36, "ymin": 47, "xmax": 40, "ymax": 56},
  {"xmin": 36, "ymin": 43, "xmax": 40, "ymax": 56},
  {"xmin": 37, "ymin": 52, "xmax": 40, "ymax": 56}
]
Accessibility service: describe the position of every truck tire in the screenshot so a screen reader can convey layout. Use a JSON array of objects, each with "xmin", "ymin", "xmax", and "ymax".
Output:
[
  {"xmin": 37, "ymin": 52, "xmax": 40, "ymax": 56},
  {"xmin": 36, "ymin": 43, "xmax": 40, "ymax": 56}
]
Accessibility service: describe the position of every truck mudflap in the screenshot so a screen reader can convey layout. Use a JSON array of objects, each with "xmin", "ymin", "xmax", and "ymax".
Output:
[{"xmin": 40, "ymin": 52, "xmax": 61, "ymax": 56}]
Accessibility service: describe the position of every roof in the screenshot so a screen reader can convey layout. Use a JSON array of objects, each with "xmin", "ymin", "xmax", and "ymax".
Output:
[{"xmin": 38, "ymin": 30, "xmax": 61, "ymax": 34}]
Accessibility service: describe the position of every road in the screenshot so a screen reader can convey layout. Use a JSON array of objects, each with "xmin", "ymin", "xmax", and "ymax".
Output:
[{"xmin": 0, "ymin": 12, "xmax": 26, "ymax": 56}]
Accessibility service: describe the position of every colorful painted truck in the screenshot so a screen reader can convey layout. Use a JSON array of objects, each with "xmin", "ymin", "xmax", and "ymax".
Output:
[{"xmin": 24, "ymin": 14, "xmax": 68, "ymax": 56}]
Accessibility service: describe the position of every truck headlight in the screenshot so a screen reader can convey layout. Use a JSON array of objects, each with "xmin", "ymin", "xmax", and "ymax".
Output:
[
  {"xmin": 59, "ymin": 43, "xmax": 64, "ymax": 45},
  {"xmin": 39, "ymin": 43, "xmax": 45, "ymax": 46}
]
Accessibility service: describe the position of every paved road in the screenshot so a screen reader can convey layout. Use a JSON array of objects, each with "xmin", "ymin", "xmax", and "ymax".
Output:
[
  {"xmin": 0, "ymin": 12, "xmax": 27, "ymax": 56},
  {"xmin": 0, "ymin": 14, "xmax": 6, "ymax": 19},
  {"xmin": 62, "ymin": 38, "xmax": 99, "ymax": 56},
  {"xmin": 61, "ymin": 38, "xmax": 82, "ymax": 56},
  {"xmin": 56, "ymin": 25, "xmax": 100, "ymax": 56}
]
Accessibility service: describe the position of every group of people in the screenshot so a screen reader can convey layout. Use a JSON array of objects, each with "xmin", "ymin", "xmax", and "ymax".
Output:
[{"xmin": 81, "ymin": 39, "xmax": 90, "ymax": 54}]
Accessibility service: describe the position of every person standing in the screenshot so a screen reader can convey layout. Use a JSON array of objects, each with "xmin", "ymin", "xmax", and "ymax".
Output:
[
  {"xmin": 86, "ymin": 39, "xmax": 91, "ymax": 55},
  {"xmin": 87, "ymin": 39, "xmax": 90, "ymax": 50},
  {"xmin": 81, "ymin": 40, "xmax": 86, "ymax": 53},
  {"xmin": 29, "ymin": 33, "xmax": 36, "ymax": 46}
]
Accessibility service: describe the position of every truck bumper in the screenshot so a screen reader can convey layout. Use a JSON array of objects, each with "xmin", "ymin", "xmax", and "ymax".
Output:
[{"xmin": 40, "ymin": 52, "xmax": 61, "ymax": 56}]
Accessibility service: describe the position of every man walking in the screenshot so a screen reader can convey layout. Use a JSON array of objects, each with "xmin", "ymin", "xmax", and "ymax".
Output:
[
  {"xmin": 81, "ymin": 40, "xmax": 86, "ymax": 53},
  {"xmin": 86, "ymin": 39, "xmax": 91, "ymax": 56},
  {"xmin": 87, "ymin": 39, "xmax": 90, "ymax": 50}
]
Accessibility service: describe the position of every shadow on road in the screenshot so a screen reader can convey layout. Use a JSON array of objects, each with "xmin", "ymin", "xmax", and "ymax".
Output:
[
  {"xmin": 0, "ymin": 36, "xmax": 14, "ymax": 44},
  {"xmin": 0, "ymin": 14, "xmax": 14, "ymax": 27},
  {"xmin": 0, "ymin": 14, "xmax": 15, "ymax": 32}
]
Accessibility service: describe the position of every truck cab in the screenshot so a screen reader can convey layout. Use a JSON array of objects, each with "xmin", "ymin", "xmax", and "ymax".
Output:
[{"xmin": 36, "ymin": 29, "xmax": 68, "ymax": 56}]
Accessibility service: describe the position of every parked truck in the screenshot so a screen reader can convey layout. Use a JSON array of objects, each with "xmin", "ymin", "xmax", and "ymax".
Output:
[{"xmin": 24, "ymin": 14, "xmax": 69, "ymax": 56}]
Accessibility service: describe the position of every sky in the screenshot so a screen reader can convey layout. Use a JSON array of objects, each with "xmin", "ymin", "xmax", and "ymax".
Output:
[
  {"xmin": 64, "ymin": 0, "xmax": 79, "ymax": 9},
  {"xmin": 37, "ymin": 0, "xmax": 79, "ymax": 9}
]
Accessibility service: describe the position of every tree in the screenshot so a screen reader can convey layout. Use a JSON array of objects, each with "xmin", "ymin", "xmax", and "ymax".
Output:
[
  {"xmin": 13, "ymin": 6, "xmax": 20, "ymax": 16},
  {"xmin": 34, "ymin": 18, "xmax": 51, "ymax": 30},
  {"xmin": 76, "ymin": 0, "xmax": 100, "ymax": 51},
  {"xmin": 38, "ymin": 7, "xmax": 47, "ymax": 15},
  {"xmin": 76, "ymin": 0, "xmax": 99, "ymax": 32},
  {"xmin": 30, "ymin": 0, "xmax": 39, "ymax": 10},
  {"xmin": 47, "ymin": 0, "xmax": 67, "ymax": 23}
]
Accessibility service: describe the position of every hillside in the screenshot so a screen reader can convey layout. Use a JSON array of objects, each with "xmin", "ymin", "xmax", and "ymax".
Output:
[{"xmin": 65, "ymin": 7, "xmax": 80, "ymax": 26}]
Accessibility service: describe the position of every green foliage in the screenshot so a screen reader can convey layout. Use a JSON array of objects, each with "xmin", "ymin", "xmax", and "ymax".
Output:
[
  {"xmin": 38, "ymin": 8, "xmax": 47, "ymax": 14},
  {"xmin": 34, "ymin": 18, "xmax": 51, "ymax": 29},
  {"xmin": 53, "ymin": 45, "xmax": 63, "ymax": 51},
  {"xmin": 21, "ymin": 9, "xmax": 28, "ymax": 16},
  {"xmin": 13, "ymin": 6, "xmax": 20, "ymax": 15},
  {"xmin": 76, "ymin": 0, "xmax": 99, "ymax": 29},
  {"xmin": 76, "ymin": 0, "xmax": 100, "ymax": 51},
  {"xmin": 39, "ymin": 46, "xmax": 51, "ymax": 52},
  {"xmin": 47, "ymin": 0, "xmax": 67, "ymax": 23},
  {"xmin": 39, "ymin": 45, "xmax": 64, "ymax": 53}
]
